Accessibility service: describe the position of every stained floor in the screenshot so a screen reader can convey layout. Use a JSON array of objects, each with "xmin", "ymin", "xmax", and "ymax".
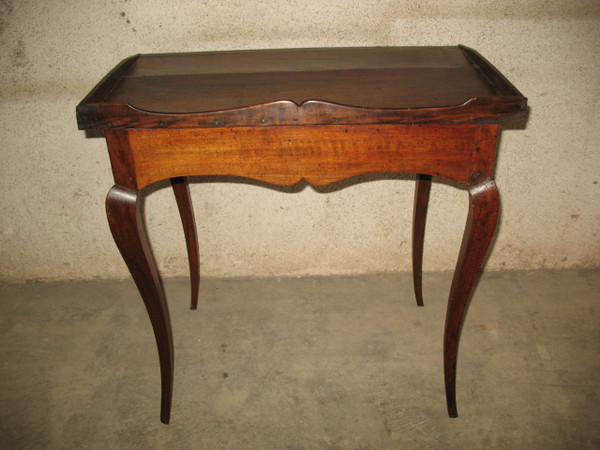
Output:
[{"xmin": 1, "ymin": 269, "xmax": 599, "ymax": 448}]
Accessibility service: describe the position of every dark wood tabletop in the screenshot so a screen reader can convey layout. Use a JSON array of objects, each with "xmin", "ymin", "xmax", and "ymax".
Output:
[{"xmin": 77, "ymin": 46, "xmax": 526, "ymax": 129}]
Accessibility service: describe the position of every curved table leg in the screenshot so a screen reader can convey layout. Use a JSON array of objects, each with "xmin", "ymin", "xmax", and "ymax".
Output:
[
  {"xmin": 106, "ymin": 185, "xmax": 174, "ymax": 424},
  {"xmin": 444, "ymin": 179, "xmax": 499, "ymax": 417},
  {"xmin": 412, "ymin": 174, "xmax": 432, "ymax": 307},
  {"xmin": 171, "ymin": 177, "xmax": 200, "ymax": 310}
]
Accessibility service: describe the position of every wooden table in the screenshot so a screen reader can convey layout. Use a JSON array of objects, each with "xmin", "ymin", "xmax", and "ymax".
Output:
[{"xmin": 76, "ymin": 46, "xmax": 526, "ymax": 423}]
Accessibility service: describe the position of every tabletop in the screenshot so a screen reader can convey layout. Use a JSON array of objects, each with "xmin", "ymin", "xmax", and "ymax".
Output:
[{"xmin": 76, "ymin": 46, "xmax": 526, "ymax": 130}]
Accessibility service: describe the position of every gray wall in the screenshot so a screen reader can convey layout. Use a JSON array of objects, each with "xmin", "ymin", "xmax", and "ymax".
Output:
[{"xmin": 1, "ymin": 1, "xmax": 599, "ymax": 281}]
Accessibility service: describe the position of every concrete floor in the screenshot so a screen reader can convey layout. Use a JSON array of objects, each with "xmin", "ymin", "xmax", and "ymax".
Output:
[{"xmin": 1, "ymin": 269, "xmax": 599, "ymax": 448}]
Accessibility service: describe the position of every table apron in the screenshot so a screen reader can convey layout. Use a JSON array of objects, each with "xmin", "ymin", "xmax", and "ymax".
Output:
[{"xmin": 106, "ymin": 124, "xmax": 498, "ymax": 190}]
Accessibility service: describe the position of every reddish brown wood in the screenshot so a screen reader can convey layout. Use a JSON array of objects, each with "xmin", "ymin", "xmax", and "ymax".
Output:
[
  {"xmin": 104, "ymin": 129, "xmax": 137, "ymax": 189},
  {"xmin": 444, "ymin": 179, "xmax": 500, "ymax": 417},
  {"xmin": 126, "ymin": 125, "xmax": 476, "ymax": 189},
  {"xmin": 77, "ymin": 47, "xmax": 527, "ymax": 423},
  {"xmin": 171, "ymin": 177, "xmax": 200, "ymax": 310},
  {"xmin": 77, "ymin": 97, "xmax": 526, "ymax": 129},
  {"xmin": 105, "ymin": 185, "xmax": 174, "ymax": 424},
  {"xmin": 76, "ymin": 47, "xmax": 526, "ymax": 130},
  {"xmin": 412, "ymin": 174, "xmax": 432, "ymax": 307},
  {"xmin": 471, "ymin": 125, "xmax": 500, "ymax": 180}
]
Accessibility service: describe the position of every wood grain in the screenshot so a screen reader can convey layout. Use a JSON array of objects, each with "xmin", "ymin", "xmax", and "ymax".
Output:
[
  {"xmin": 105, "ymin": 185, "xmax": 174, "ymax": 424},
  {"xmin": 127, "ymin": 124, "xmax": 477, "ymax": 189},
  {"xmin": 76, "ymin": 46, "xmax": 526, "ymax": 130},
  {"xmin": 444, "ymin": 179, "xmax": 500, "ymax": 417},
  {"xmin": 412, "ymin": 174, "xmax": 432, "ymax": 307},
  {"xmin": 171, "ymin": 177, "xmax": 200, "ymax": 310}
]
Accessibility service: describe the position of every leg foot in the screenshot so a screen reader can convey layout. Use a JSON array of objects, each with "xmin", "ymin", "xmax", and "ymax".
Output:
[
  {"xmin": 172, "ymin": 177, "xmax": 200, "ymax": 310},
  {"xmin": 106, "ymin": 185, "xmax": 174, "ymax": 424},
  {"xmin": 412, "ymin": 174, "xmax": 431, "ymax": 306},
  {"xmin": 444, "ymin": 179, "xmax": 499, "ymax": 418}
]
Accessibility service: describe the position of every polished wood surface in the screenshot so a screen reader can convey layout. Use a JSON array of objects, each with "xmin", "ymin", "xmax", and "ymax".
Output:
[
  {"xmin": 105, "ymin": 186, "xmax": 173, "ymax": 423},
  {"xmin": 171, "ymin": 177, "xmax": 200, "ymax": 310},
  {"xmin": 77, "ymin": 46, "xmax": 526, "ymax": 424},
  {"xmin": 123, "ymin": 124, "xmax": 479, "ymax": 189},
  {"xmin": 412, "ymin": 174, "xmax": 432, "ymax": 307},
  {"xmin": 77, "ymin": 46, "xmax": 526, "ymax": 129},
  {"xmin": 445, "ymin": 179, "xmax": 500, "ymax": 417}
]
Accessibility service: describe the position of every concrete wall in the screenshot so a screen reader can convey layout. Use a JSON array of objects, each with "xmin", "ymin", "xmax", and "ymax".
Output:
[{"xmin": 1, "ymin": 1, "xmax": 599, "ymax": 282}]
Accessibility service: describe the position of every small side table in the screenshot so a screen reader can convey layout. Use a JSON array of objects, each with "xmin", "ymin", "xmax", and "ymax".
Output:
[{"xmin": 76, "ymin": 46, "xmax": 527, "ymax": 423}]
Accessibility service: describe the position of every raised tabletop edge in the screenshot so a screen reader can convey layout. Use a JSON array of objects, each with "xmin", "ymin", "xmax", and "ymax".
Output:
[
  {"xmin": 458, "ymin": 45, "xmax": 526, "ymax": 99},
  {"xmin": 76, "ymin": 46, "xmax": 527, "ymax": 130}
]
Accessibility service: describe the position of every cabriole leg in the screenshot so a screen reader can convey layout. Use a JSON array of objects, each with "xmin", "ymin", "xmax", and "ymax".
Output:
[
  {"xmin": 444, "ymin": 179, "xmax": 499, "ymax": 417},
  {"xmin": 412, "ymin": 174, "xmax": 432, "ymax": 306},
  {"xmin": 106, "ymin": 185, "xmax": 174, "ymax": 424},
  {"xmin": 172, "ymin": 177, "xmax": 200, "ymax": 310}
]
